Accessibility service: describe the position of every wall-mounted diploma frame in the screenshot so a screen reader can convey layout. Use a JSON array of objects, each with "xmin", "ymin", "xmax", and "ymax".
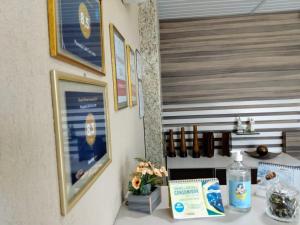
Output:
[
  {"xmin": 135, "ymin": 50, "xmax": 144, "ymax": 117},
  {"xmin": 48, "ymin": 0, "xmax": 105, "ymax": 74},
  {"xmin": 109, "ymin": 24, "xmax": 128, "ymax": 110},
  {"xmin": 136, "ymin": 50, "xmax": 143, "ymax": 80},
  {"xmin": 126, "ymin": 45, "xmax": 138, "ymax": 107},
  {"xmin": 51, "ymin": 70, "xmax": 111, "ymax": 215},
  {"xmin": 138, "ymin": 80, "xmax": 144, "ymax": 118}
]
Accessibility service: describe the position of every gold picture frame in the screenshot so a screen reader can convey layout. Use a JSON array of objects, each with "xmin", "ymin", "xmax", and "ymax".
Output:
[
  {"xmin": 136, "ymin": 50, "xmax": 144, "ymax": 118},
  {"xmin": 126, "ymin": 45, "xmax": 138, "ymax": 107},
  {"xmin": 109, "ymin": 23, "xmax": 128, "ymax": 110},
  {"xmin": 48, "ymin": 0, "xmax": 105, "ymax": 75},
  {"xmin": 51, "ymin": 70, "xmax": 111, "ymax": 215}
]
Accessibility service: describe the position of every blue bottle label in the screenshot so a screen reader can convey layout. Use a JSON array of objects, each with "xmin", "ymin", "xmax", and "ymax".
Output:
[{"xmin": 229, "ymin": 180, "xmax": 251, "ymax": 209}]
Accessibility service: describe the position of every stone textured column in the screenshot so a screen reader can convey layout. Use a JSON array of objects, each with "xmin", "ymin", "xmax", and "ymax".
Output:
[{"xmin": 138, "ymin": 0, "xmax": 163, "ymax": 163}]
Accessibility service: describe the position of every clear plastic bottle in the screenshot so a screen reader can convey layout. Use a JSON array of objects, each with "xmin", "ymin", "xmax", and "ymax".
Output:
[{"xmin": 227, "ymin": 150, "xmax": 251, "ymax": 212}]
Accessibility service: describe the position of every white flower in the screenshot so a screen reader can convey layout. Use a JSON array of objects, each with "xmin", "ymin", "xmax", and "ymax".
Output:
[
  {"xmin": 148, "ymin": 161, "xmax": 154, "ymax": 169},
  {"xmin": 146, "ymin": 169, "xmax": 153, "ymax": 175},
  {"xmin": 136, "ymin": 166, "xmax": 143, "ymax": 173},
  {"xmin": 153, "ymin": 168, "xmax": 162, "ymax": 177},
  {"xmin": 160, "ymin": 166, "xmax": 168, "ymax": 177},
  {"xmin": 141, "ymin": 168, "xmax": 147, "ymax": 175}
]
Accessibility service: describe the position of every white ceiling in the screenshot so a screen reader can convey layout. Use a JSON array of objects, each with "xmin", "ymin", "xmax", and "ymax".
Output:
[{"xmin": 158, "ymin": 0, "xmax": 300, "ymax": 20}]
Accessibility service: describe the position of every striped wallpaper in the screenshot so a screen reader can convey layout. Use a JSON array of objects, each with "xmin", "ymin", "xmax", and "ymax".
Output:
[
  {"xmin": 160, "ymin": 12, "xmax": 300, "ymax": 104},
  {"xmin": 284, "ymin": 131, "xmax": 300, "ymax": 159},
  {"xmin": 160, "ymin": 12, "xmax": 300, "ymax": 156},
  {"xmin": 162, "ymin": 98, "xmax": 300, "ymax": 154}
]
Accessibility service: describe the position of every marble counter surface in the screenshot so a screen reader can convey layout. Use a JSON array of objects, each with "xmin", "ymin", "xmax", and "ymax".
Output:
[
  {"xmin": 167, "ymin": 153, "xmax": 300, "ymax": 169},
  {"xmin": 114, "ymin": 186, "xmax": 300, "ymax": 225}
]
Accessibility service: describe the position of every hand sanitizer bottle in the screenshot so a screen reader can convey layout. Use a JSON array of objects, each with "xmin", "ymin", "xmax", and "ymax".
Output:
[{"xmin": 227, "ymin": 150, "xmax": 251, "ymax": 212}]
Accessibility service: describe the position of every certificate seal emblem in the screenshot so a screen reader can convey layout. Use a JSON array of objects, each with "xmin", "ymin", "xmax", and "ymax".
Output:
[
  {"xmin": 78, "ymin": 3, "xmax": 91, "ymax": 39},
  {"xmin": 85, "ymin": 113, "xmax": 96, "ymax": 146}
]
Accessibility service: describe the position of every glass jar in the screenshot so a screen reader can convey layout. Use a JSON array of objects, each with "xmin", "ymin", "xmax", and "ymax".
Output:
[{"xmin": 266, "ymin": 181, "xmax": 299, "ymax": 223}]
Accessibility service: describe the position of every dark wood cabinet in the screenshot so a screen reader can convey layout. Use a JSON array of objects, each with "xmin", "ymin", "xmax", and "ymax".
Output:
[
  {"xmin": 251, "ymin": 168, "xmax": 258, "ymax": 184},
  {"xmin": 168, "ymin": 168, "xmax": 215, "ymax": 180},
  {"xmin": 215, "ymin": 169, "xmax": 227, "ymax": 185},
  {"xmin": 169, "ymin": 168, "xmax": 258, "ymax": 184}
]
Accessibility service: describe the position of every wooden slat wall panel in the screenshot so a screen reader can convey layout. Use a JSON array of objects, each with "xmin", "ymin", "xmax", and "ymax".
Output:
[
  {"xmin": 283, "ymin": 131, "xmax": 300, "ymax": 159},
  {"xmin": 160, "ymin": 12, "xmax": 300, "ymax": 104},
  {"xmin": 160, "ymin": 12, "xmax": 300, "ymax": 155},
  {"xmin": 162, "ymin": 99, "xmax": 300, "ymax": 153},
  {"xmin": 158, "ymin": 0, "xmax": 300, "ymax": 20}
]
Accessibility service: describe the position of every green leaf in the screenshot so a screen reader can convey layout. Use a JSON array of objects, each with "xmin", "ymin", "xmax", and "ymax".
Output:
[
  {"xmin": 140, "ymin": 184, "xmax": 151, "ymax": 195},
  {"xmin": 134, "ymin": 158, "xmax": 146, "ymax": 162}
]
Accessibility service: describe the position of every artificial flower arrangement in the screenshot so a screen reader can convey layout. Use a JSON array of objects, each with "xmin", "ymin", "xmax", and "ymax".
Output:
[{"xmin": 128, "ymin": 158, "xmax": 168, "ymax": 195}]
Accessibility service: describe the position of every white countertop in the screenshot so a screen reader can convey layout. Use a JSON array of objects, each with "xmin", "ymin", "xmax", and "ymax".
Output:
[
  {"xmin": 167, "ymin": 153, "xmax": 300, "ymax": 169},
  {"xmin": 114, "ymin": 186, "xmax": 300, "ymax": 225}
]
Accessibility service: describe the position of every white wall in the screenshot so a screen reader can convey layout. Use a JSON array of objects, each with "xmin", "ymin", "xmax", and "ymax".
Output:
[{"xmin": 0, "ymin": 1, "xmax": 144, "ymax": 225}]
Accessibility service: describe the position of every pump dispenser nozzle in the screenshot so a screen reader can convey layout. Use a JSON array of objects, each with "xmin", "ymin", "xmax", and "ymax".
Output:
[{"xmin": 231, "ymin": 150, "xmax": 243, "ymax": 162}]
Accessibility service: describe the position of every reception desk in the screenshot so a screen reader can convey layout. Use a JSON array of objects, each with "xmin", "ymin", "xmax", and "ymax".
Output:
[
  {"xmin": 167, "ymin": 153, "xmax": 300, "ymax": 184},
  {"xmin": 115, "ymin": 186, "xmax": 300, "ymax": 225}
]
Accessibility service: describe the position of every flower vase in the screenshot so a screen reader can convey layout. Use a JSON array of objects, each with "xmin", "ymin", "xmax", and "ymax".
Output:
[{"xmin": 127, "ymin": 186, "xmax": 161, "ymax": 214}]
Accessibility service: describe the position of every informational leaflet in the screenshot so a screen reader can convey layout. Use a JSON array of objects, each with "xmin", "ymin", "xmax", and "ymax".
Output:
[
  {"xmin": 256, "ymin": 162, "xmax": 300, "ymax": 196},
  {"xmin": 169, "ymin": 178, "xmax": 225, "ymax": 219}
]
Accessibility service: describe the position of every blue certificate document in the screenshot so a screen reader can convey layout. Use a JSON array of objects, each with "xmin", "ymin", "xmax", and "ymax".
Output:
[
  {"xmin": 169, "ymin": 178, "xmax": 225, "ymax": 219},
  {"xmin": 59, "ymin": 0, "xmax": 103, "ymax": 68},
  {"xmin": 51, "ymin": 71, "xmax": 111, "ymax": 214},
  {"xmin": 65, "ymin": 91, "xmax": 107, "ymax": 184}
]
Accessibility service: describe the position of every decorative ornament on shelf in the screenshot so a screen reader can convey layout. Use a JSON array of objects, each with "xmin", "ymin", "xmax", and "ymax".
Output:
[
  {"xmin": 222, "ymin": 132, "xmax": 231, "ymax": 157},
  {"xmin": 192, "ymin": 125, "xmax": 201, "ymax": 158},
  {"xmin": 236, "ymin": 117, "xmax": 244, "ymax": 134},
  {"xmin": 245, "ymin": 145, "xmax": 280, "ymax": 159},
  {"xmin": 179, "ymin": 127, "xmax": 188, "ymax": 157},
  {"xmin": 256, "ymin": 145, "xmax": 268, "ymax": 156},
  {"xmin": 167, "ymin": 129, "xmax": 176, "ymax": 157},
  {"xmin": 248, "ymin": 117, "xmax": 255, "ymax": 133},
  {"xmin": 203, "ymin": 132, "xmax": 214, "ymax": 158},
  {"xmin": 127, "ymin": 158, "xmax": 168, "ymax": 214}
]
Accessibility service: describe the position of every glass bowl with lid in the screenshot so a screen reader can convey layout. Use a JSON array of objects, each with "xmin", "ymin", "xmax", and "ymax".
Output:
[{"xmin": 266, "ymin": 181, "xmax": 299, "ymax": 223}]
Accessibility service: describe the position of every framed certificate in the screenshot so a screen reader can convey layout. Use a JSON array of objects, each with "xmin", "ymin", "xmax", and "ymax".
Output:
[
  {"xmin": 127, "ymin": 45, "xmax": 137, "ymax": 107},
  {"xmin": 51, "ymin": 70, "xmax": 111, "ymax": 215},
  {"xmin": 136, "ymin": 50, "xmax": 143, "ymax": 80},
  {"xmin": 136, "ymin": 50, "xmax": 144, "ymax": 117},
  {"xmin": 109, "ymin": 24, "xmax": 128, "ymax": 110},
  {"xmin": 138, "ymin": 80, "xmax": 144, "ymax": 118},
  {"xmin": 48, "ymin": 0, "xmax": 105, "ymax": 74}
]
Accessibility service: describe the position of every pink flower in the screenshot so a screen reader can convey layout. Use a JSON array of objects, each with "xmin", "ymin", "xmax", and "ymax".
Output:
[{"xmin": 131, "ymin": 176, "xmax": 141, "ymax": 190}]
